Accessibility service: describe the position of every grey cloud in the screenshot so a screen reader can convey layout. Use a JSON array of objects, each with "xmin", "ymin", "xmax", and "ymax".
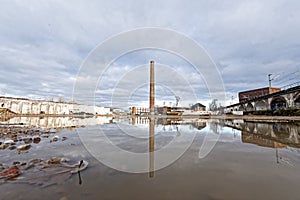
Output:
[{"xmin": 0, "ymin": 0, "xmax": 299, "ymax": 107}]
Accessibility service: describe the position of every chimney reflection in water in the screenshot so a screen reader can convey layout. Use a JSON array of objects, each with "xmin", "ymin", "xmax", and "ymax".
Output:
[{"xmin": 149, "ymin": 116, "xmax": 155, "ymax": 178}]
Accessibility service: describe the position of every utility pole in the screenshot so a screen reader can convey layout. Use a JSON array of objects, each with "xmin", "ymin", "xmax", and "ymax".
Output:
[{"xmin": 268, "ymin": 74, "xmax": 273, "ymax": 94}]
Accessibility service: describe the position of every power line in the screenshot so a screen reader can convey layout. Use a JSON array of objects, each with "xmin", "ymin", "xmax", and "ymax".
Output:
[
  {"xmin": 273, "ymin": 70, "xmax": 299, "ymax": 83},
  {"xmin": 276, "ymin": 75, "xmax": 299, "ymax": 86}
]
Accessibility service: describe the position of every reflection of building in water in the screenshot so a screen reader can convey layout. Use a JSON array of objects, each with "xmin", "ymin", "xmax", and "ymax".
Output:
[
  {"xmin": 131, "ymin": 117, "xmax": 150, "ymax": 125},
  {"xmin": 159, "ymin": 117, "xmax": 182, "ymax": 126},
  {"xmin": 224, "ymin": 120, "xmax": 300, "ymax": 148},
  {"xmin": 6, "ymin": 116, "xmax": 112, "ymax": 129},
  {"xmin": 191, "ymin": 120, "xmax": 207, "ymax": 130},
  {"xmin": 242, "ymin": 133, "xmax": 286, "ymax": 148},
  {"xmin": 129, "ymin": 117, "xmax": 190, "ymax": 125},
  {"xmin": 130, "ymin": 117, "xmax": 206, "ymax": 131},
  {"xmin": 209, "ymin": 121, "xmax": 223, "ymax": 134}
]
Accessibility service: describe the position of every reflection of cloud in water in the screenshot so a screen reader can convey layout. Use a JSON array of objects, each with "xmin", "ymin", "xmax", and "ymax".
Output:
[{"xmin": 5, "ymin": 116, "xmax": 112, "ymax": 129}]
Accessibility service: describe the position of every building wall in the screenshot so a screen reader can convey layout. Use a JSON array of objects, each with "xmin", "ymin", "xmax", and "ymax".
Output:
[
  {"xmin": 0, "ymin": 97, "xmax": 111, "ymax": 115},
  {"xmin": 131, "ymin": 107, "xmax": 137, "ymax": 115},
  {"xmin": 130, "ymin": 107, "xmax": 149, "ymax": 115},
  {"xmin": 239, "ymin": 87, "xmax": 281, "ymax": 102},
  {"xmin": 191, "ymin": 103, "xmax": 206, "ymax": 111}
]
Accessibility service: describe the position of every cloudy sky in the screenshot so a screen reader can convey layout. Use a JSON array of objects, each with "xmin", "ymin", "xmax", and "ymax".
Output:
[{"xmin": 1, "ymin": 0, "xmax": 299, "ymax": 108}]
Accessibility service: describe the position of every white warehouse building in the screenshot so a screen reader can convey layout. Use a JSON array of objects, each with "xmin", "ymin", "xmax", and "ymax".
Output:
[{"xmin": 0, "ymin": 96, "xmax": 111, "ymax": 115}]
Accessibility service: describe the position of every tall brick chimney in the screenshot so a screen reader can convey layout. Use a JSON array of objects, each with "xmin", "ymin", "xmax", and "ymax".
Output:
[{"xmin": 149, "ymin": 61, "xmax": 155, "ymax": 115}]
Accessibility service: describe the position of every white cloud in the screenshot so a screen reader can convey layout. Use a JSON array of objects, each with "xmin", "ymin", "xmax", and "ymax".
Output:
[{"xmin": 0, "ymin": 0, "xmax": 299, "ymax": 107}]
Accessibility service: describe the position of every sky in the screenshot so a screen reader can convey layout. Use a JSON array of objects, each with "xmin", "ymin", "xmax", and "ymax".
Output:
[{"xmin": 0, "ymin": 0, "xmax": 300, "ymax": 108}]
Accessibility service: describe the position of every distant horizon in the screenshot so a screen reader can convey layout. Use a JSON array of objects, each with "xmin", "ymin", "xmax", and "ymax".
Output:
[{"xmin": 2, "ymin": 79, "xmax": 299, "ymax": 109}]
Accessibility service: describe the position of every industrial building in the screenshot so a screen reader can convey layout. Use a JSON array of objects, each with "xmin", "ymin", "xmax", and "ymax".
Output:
[
  {"xmin": 238, "ymin": 87, "xmax": 281, "ymax": 102},
  {"xmin": 130, "ymin": 103, "xmax": 207, "ymax": 116},
  {"xmin": 0, "ymin": 96, "xmax": 111, "ymax": 115},
  {"xmin": 190, "ymin": 103, "xmax": 206, "ymax": 111}
]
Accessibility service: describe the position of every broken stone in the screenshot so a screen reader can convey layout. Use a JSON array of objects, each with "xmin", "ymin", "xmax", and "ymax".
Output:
[
  {"xmin": 0, "ymin": 166, "xmax": 21, "ymax": 180},
  {"xmin": 13, "ymin": 161, "xmax": 21, "ymax": 165},
  {"xmin": 42, "ymin": 134, "xmax": 49, "ymax": 138},
  {"xmin": 47, "ymin": 157, "xmax": 66, "ymax": 164},
  {"xmin": 8, "ymin": 145, "xmax": 16, "ymax": 150},
  {"xmin": 29, "ymin": 158, "xmax": 43, "ymax": 164},
  {"xmin": 24, "ymin": 163, "xmax": 35, "ymax": 170},
  {"xmin": 17, "ymin": 144, "xmax": 31, "ymax": 151},
  {"xmin": 4, "ymin": 139, "xmax": 14, "ymax": 145},
  {"xmin": 52, "ymin": 135, "xmax": 59, "ymax": 142},
  {"xmin": 23, "ymin": 138, "xmax": 33, "ymax": 144},
  {"xmin": 0, "ymin": 143, "xmax": 8, "ymax": 150},
  {"xmin": 33, "ymin": 137, "xmax": 41, "ymax": 144}
]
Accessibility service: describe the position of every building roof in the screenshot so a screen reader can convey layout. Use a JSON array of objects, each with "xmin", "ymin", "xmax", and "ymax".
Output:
[
  {"xmin": 192, "ymin": 103, "xmax": 206, "ymax": 107},
  {"xmin": 238, "ymin": 87, "xmax": 280, "ymax": 94}
]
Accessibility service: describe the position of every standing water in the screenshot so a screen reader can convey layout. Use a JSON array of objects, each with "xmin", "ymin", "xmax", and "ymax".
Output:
[{"xmin": 0, "ymin": 116, "xmax": 300, "ymax": 200}]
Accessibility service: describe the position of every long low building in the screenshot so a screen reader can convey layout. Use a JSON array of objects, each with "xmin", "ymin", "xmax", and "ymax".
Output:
[
  {"xmin": 238, "ymin": 87, "xmax": 281, "ymax": 102},
  {"xmin": 0, "ymin": 96, "xmax": 111, "ymax": 115}
]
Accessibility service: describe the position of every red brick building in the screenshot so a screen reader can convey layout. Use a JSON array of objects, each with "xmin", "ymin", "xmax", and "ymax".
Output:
[{"xmin": 238, "ymin": 87, "xmax": 281, "ymax": 102}]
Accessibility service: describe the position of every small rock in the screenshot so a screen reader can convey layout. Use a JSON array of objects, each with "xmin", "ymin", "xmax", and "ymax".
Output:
[
  {"xmin": 23, "ymin": 138, "xmax": 32, "ymax": 144},
  {"xmin": 17, "ymin": 144, "xmax": 31, "ymax": 151},
  {"xmin": 29, "ymin": 159, "xmax": 43, "ymax": 164},
  {"xmin": 24, "ymin": 163, "xmax": 35, "ymax": 170},
  {"xmin": 33, "ymin": 137, "xmax": 41, "ymax": 144},
  {"xmin": 13, "ymin": 161, "xmax": 21, "ymax": 165},
  {"xmin": 8, "ymin": 145, "xmax": 16, "ymax": 150},
  {"xmin": 4, "ymin": 139, "xmax": 14, "ymax": 145},
  {"xmin": 0, "ymin": 166, "xmax": 21, "ymax": 180},
  {"xmin": 49, "ymin": 129, "xmax": 56, "ymax": 133},
  {"xmin": 42, "ymin": 134, "xmax": 49, "ymax": 138},
  {"xmin": 0, "ymin": 143, "xmax": 8, "ymax": 150},
  {"xmin": 52, "ymin": 135, "xmax": 59, "ymax": 142},
  {"xmin": 62, "ymin": 137, "xmax": 67, "ymax": 141},
  {"xmin": 12, "ymin": 138, "xmax": 18, "ymax": 143},
  {"xmin": 47, "ymin": 157, "xmax": 66, "ymax": 164}
]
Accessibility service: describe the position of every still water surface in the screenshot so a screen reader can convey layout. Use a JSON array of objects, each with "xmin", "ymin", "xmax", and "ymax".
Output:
[{"xmin": 0, "ymin": 117, "xmax": 300, "ymax": 200}]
